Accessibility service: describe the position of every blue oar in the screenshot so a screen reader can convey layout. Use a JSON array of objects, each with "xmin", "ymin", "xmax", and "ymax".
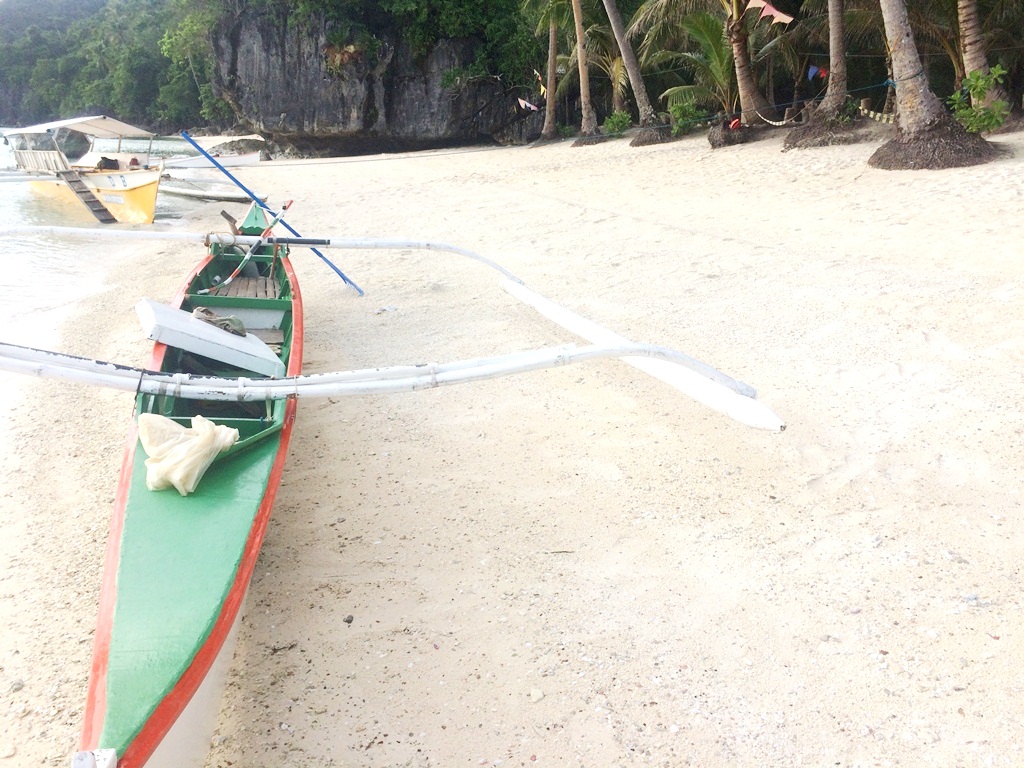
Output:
[{"xmin": 179, "ymin": 132, "xmax": 364, "ymax": 296}]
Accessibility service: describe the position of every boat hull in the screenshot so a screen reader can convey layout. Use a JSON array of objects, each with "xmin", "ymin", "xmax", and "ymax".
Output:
[
  {"xmin": 29, "ymin": 168, "xmax": 161, "ymax": 224},
  {"xmin": 79, "ymin": 224, "xmax": 303, "ymax": 767},
  {"xmin": 158, "ymin": 183, "xmax": 256, "ymax": 204},
  {"xmin": 163, "ymin": 151, "xmax": 261, "ymax": 169}
]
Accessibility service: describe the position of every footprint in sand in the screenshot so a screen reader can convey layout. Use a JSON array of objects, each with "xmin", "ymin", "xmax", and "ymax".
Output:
[
  {"xmin": 990, "ymin": 282, "xmax": 1019, "ymax": 302},
  {"xmin": 922, "ymin": 330, "xmax": 967, "ymax": 361},
  {"xmin": 804, "ymin": 452, "xmax": 877, "ymax": 493}
]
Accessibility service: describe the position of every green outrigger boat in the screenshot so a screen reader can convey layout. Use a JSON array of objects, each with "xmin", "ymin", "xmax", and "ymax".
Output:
[
  {"xmin": 1, "ymin": 204, "xmax": 785, "ymax": 768},
  {"xmin": 73, "ymin": 203, "xmax": 303, "ymax": 768}
]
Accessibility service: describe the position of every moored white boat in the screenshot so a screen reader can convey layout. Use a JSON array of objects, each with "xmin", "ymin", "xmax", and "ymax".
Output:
[
  {"xmin": 163, "ymin": 150, "xmax": 261, "ymax": 169},
  {"xmin": 159, "ymin": 175, "xmax": 263, "ymax": 203}
]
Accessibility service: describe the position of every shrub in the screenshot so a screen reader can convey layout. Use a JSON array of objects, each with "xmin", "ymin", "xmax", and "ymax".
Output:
[
  {"xmin": 602, "ymin": 110, "xmax": 632, "ymax": 137},
  {"xmin": 669, "ymin": 99, "xmax": 711, "ymax": 136},
  {"xmin": 948, "ymin": 65, "xmax": 1009, "ymax": 134}
]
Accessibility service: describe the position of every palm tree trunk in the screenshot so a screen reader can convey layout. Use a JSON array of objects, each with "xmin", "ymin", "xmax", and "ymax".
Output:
[
  {"xmin": 570, "ymin": 0, "xmax": 599, "ymax": 139},
  {"xmin": 877, "ymin": 0, "xmax": 945, "ymax": 133},
  {"xmin": 957, "ymin": 0, "xmax": 1010, "ymax": 108},
  {"xmin": 600, "ymin": 0, "xmax": 655, "ymax": 127},
  {"xmin": 817, "ymin": 0, "xmax": 848, "ymax": 116},
  {"xmin": 541, "ymin": 18, "xmax": 559, "ymax": 141},
  {"xmin": 727, "ymin": 2, "xmax": 776, "ymax": 124},
  {"xmin": 782, "ymin": 1, "xmax": 847, "ymax": 148},
  {"xmin": 869, "ymin": 0, "xmax": 994, "ymax": 169}
]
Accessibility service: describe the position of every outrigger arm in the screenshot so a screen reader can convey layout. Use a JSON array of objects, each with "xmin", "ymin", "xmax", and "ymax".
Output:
[{"xmin": 0, "ymin": 225, "xmax": 785, "ymax": 431}]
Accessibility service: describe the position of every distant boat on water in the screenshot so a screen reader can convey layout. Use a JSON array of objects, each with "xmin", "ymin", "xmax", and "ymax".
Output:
[
  {"xmin": 163, "ymin": 149, "xmax": 262, "ymax": 169},
  {"xmin": 159, "ymin": 174, "xmax": 265, "ymax": 203},
  {"xmin": 2, "ymin": 115, "xmax": 163, "ymax": 224}
]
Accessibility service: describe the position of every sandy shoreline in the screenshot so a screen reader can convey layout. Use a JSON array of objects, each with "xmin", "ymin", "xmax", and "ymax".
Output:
[{"xmin": 2, "ymin": 126, "xmax": 1023, "ymax": 766}]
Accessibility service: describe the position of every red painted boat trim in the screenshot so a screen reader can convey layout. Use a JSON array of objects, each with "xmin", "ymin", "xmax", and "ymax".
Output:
[
  {"xmin": 80, "ymin": 254, "xmax": 304, "ymax": 767},
  {"xmin": 79, "ymin": 421, "xmax": 138, "ymax": 750},
  {"xmin": 79, "ymin": 257, "xmax": 206, "ymax": 755}
]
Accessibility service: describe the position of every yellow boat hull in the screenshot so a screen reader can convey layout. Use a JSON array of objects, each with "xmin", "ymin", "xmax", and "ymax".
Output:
[{"xmin": 29, "ymin": 168, "xmax": 161, "ymax": 224}]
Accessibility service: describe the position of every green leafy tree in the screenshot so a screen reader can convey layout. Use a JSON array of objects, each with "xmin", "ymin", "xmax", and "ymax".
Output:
[
  {"xmin": 160, "ymin": 0, "xmax": 232, "ymax": 125},
  {"xmin": 948, "ymin": 64, "xmax": 1009, "ymax": 131}
]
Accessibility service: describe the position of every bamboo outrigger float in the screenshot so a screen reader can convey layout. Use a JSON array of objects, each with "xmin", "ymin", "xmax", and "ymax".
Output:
[{"xmin": 2, "ymin": 206, "xmax": 783, "ymax": 768}]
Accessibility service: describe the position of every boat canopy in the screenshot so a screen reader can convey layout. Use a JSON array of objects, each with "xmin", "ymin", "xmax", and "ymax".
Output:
[{"xmin": 3, "ymin": 115, "xmax": 154, "ymax": 140}]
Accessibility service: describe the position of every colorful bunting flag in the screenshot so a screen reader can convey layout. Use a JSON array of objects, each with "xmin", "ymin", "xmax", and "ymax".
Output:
[
  {"xmin": 518, "ymin": 98, "xmax": 539, "ymax": 112},
  {"xmin": 747, "ymin": 0, "xmax": 793, "ymax": 25}
]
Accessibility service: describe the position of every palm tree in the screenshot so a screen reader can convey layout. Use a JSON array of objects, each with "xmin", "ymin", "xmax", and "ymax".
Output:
[
  {"xmin": 726, "ymin": 0, "xmax": 778, "ymax": 122},
  {"xmin": 579, "ymin": 13, "xmax": 631, "ymax": 113},
  {"xmin": 599, "ymin": 0, "xmax": 671, "ymax": 144},
  {"xmin": 899, "ymin": 0, "xmax": 1014, "ymax": 110},
  {"xmin": 783, "ymin": 0, "xmax": 850, "ymax": 148},
  {"xmin": 868, "ymin": 0, "xmax": 994, "ymax": 169},
  {"xmin": 658, "ymin": 12, "xmax": 736, "ymax": 114},
  {"xmin": 819, "ymin": 0, "xmax": 849, "ymax": 116},
  {"xmin": 958, "ymin": 0, "xmax": 1011, "ymax": 108},
  {"xmin": 631, "ymin": 0, "xmax": 776, "ymax": 124},
  {"xmin": 569, "ymin": 0, "xmax": 601, "ymax": 143},
  {"xmin": 522, "ymin": 0, "xmax": 572, "ymax": 141},
  {"xmin": 543, "ymin": 17, "xmax": 560, "ymax": 138}
]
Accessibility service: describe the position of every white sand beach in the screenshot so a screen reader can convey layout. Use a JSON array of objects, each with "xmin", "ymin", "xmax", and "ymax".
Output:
[{"xmin": 2, "ymin": 125, "xmax": 1023, "ymax": 767}]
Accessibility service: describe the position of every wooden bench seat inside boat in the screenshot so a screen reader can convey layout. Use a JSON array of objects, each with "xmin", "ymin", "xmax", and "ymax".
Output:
[
  {"xmin": 210, "ymin": 276, "xmax": 280, "ymax": 299},
  {"xmin": 135, "ymin": 298, "xmax": 285, "ymax": 377},
  {"xmin": 182, "ymin": 266, "xmax": 291, "ymax": 336}
]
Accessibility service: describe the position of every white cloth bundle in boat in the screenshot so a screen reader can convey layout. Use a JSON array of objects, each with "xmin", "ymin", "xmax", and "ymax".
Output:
[{"xmin": 138, "ymin": 413, "xmax": 239, "ymax": 495}]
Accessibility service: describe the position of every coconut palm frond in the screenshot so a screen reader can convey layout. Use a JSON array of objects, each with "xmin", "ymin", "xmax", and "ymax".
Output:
[
  {"xmin": 662, "ymin": 82, "xmax": 732, "ymax": 113},
  {"xmin": 653, "ymin": 12, "xmax": 736, "ymax": 113},
  {"xmin": 522, "ymin": 0, "xmax": 574, "ymax": 37},
  {"xmin": 630, "ymin": 0, "xmax": 725, "ymax": 60}
]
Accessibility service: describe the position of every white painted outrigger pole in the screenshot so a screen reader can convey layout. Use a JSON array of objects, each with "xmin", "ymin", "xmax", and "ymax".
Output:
[
  {"xmin": 500, "ymin": 280, "xmax": 784, "ymax": 432},
  {"xmin": 1, "ymin": 225, "xmax": 785, "ymax": 431}
]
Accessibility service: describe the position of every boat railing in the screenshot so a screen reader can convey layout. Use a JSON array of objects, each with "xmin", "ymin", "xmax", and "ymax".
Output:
[
  {"xmin": 11, "ymin": 149, "xmax": 70, "ymax": 173},
  {"xmin": 75, "ymin": 151, "xmax": 155, "ymax": 172}
]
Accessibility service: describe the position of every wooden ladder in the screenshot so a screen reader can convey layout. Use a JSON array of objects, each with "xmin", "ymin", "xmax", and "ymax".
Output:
[{"xmin": 57, "ymin": 171, "xmax": 118, "ymax": 224}]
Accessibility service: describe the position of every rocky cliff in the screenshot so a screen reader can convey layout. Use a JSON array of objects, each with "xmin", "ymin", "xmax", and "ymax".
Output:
[{"xmin": 210, "ymin": 9, "xmax": 540, "ymax": 154}]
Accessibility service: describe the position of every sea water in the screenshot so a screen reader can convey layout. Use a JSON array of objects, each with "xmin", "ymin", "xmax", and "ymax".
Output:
[{"xmin": 0, "ymin": 131, "xmax": 207, "ymax": 401}]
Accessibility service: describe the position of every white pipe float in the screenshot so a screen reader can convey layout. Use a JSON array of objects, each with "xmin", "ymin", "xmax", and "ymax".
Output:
[
  {"xmin": 0, "ymin": 341, "xmax": 777, "ymax": 417},
  {"xmin": 0, "ymin": 225, "xmax": 785, "ymax": 430},
  {"xmin": 500, "ymin": 280, "xmax": 785, "ymax": 432}
]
